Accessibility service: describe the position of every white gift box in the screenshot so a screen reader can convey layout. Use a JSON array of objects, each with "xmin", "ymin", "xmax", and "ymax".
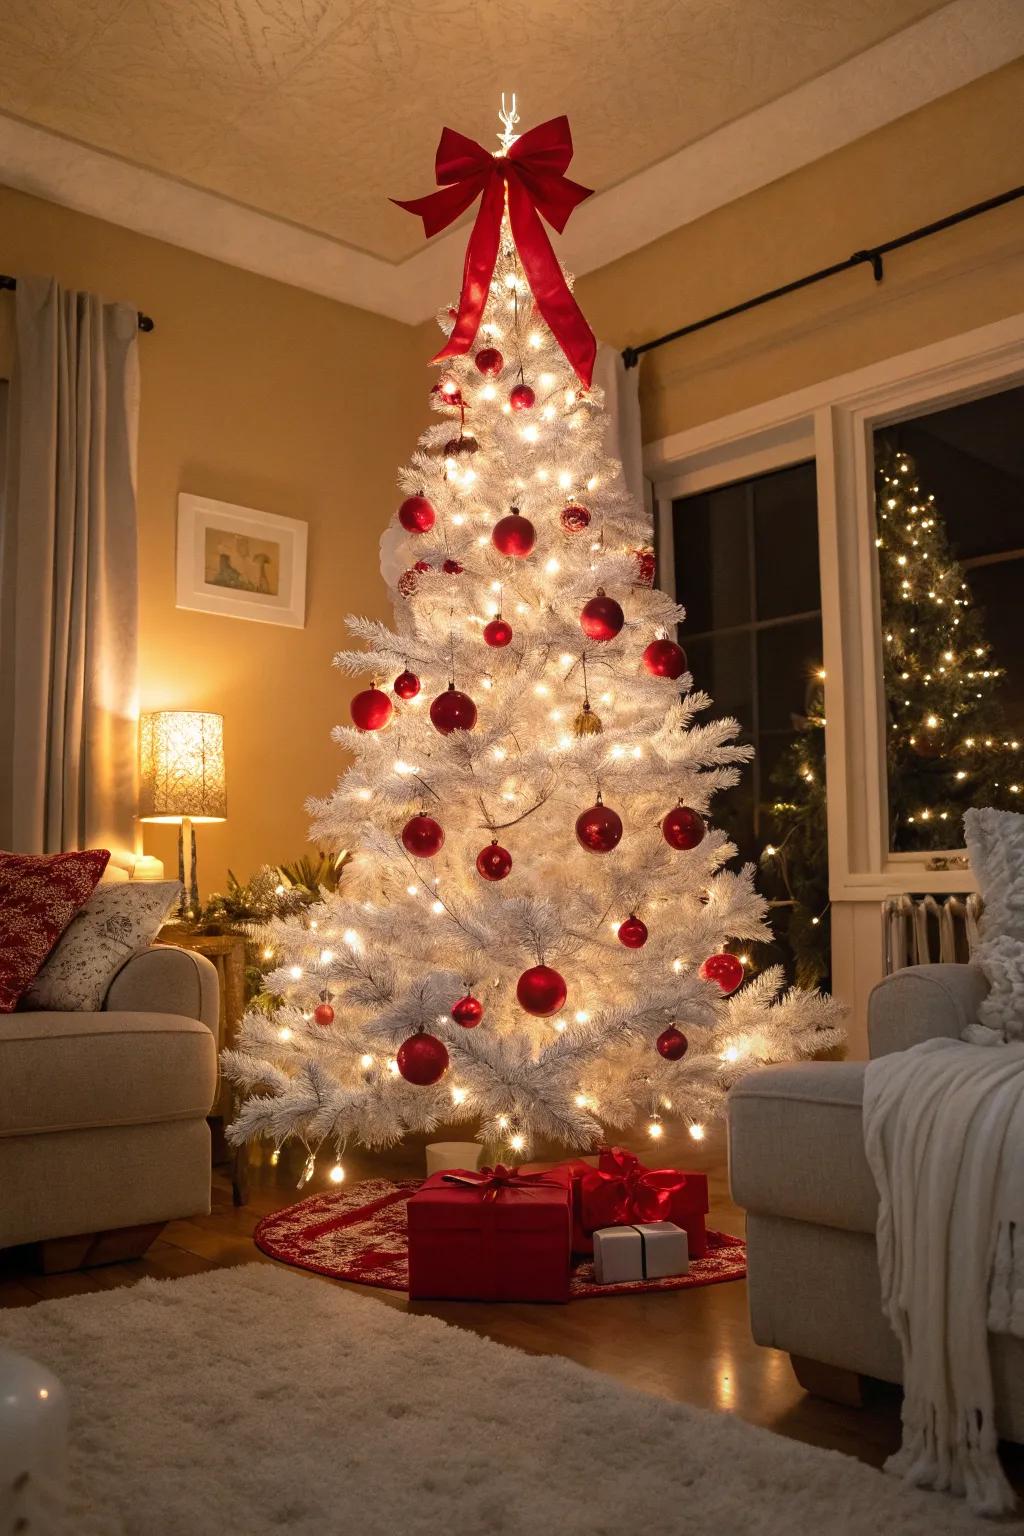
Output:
[
  {"xmin": 425, "ymin": 1142, "xmax": 483, "ymax": 1177},
  {"xmin": 592, "ymin": 1221, "xmax": 689, "ymax": 1284}
]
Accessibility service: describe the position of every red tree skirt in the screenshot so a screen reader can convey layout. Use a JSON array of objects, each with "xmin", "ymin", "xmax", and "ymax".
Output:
[{"xmin": 254, "ymin": 1178, "xmax": 746, "ymax": 1299}]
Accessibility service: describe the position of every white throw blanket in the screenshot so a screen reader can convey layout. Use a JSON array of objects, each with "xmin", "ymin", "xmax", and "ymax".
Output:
[{"xmin": 863, "ymin": 1036, "xmax": 1024, "ymax": 1516}]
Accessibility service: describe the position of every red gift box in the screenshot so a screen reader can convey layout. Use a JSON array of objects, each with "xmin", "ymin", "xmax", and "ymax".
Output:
[
  {"xmin": 407, "ymin": 1164, "xmax": 573, "ymax": 1302},
  {"xmin": 571, "ymin": 1147, "xmax": 709, "ymax": 1260}
]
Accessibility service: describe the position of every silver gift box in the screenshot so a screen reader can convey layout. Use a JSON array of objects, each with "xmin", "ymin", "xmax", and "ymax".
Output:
[{"xmin": 592, "ymin": 1221, "xmax": 689, "ymax": 1284}]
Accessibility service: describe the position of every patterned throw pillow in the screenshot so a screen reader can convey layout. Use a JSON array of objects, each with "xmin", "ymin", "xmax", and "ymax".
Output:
[
  {"xmin": 963, "ymin": 807, "xmax": 1024, "ymax": 1043},
  {"xmin": 0, "ymin": 849, "xmax": 110, "ymax": 1012},
  {"xmin": 24, "ymin": 880, "xmax": 183, "ymax": 1012}
]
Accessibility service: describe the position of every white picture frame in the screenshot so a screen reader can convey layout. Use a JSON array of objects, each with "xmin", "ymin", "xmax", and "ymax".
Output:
[{"xmin": 176, "ymin": 493, "xmax": 307, "ymax": 629}]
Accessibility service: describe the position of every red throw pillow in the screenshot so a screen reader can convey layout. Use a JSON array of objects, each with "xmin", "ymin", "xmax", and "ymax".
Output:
[{"xmin": 0, "ymin": 850, "xmax": 110, "ymax": 1012}]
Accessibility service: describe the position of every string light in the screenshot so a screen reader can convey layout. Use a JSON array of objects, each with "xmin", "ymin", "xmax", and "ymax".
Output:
[
  {"xmin": 329, "ymin": 1163, "xmax": 346, "ymax": 1184},
  {"xmin": 688, "ymin": 1124, "xmax": 706, "ymax": 1142}
]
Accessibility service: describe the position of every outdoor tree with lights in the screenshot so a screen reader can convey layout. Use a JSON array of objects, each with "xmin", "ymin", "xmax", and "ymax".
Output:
[
  {"xmin": 223, "ymin": 104, "xmax": 843, "ymax": 1185},
  {"xmin": 763, "ymin": 439, "xmax": 1020, "ymax": 985}
]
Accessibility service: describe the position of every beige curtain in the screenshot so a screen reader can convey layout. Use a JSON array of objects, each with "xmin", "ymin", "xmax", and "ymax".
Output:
[{"xmin": 0, "ymin": 275, "xmax": 140, "ymax": 854}]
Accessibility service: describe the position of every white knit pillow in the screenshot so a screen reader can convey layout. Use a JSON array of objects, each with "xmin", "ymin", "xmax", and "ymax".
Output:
[
  {"xmin": 964, "ymin": 807, "xmax": 1024, "ymax": 1042},
  {"xmin": 23, "ymin": 881, "xmax": 182, "ymax": 1011}
]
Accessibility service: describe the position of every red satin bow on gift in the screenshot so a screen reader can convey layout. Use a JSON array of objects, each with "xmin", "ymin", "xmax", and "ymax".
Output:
[
  {"xmin": 442, "ymin": 1165, "xmax": 559, "ymax": 1201},
  {"xmin": 579, "ymin": 1147, "xmax": 687, "ymax": 1229},
  {"xmin": 393, "ymin": 116, "xmax": 597, "ymax": 389}
]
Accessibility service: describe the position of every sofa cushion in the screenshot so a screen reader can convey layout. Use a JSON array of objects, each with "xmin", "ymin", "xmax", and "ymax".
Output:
[
  {"xmin": 0, "ymin": 849, "xmax": 110, "ymax": 1011},
  {"xmin": 24, "ymin": 881, "xmax": 182, "ymax": 1012},
  {"xmin": 0, "ymin": 1010, "xmax": 216, "ymax": 1137},
  {"xmin": 728, "ymin": 1061, "xmax": 877, "ymax": 1236}
]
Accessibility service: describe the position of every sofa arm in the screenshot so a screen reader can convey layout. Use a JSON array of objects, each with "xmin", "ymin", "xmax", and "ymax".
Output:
[
  {"xmin": 867, "ymin": 963, "xmax": 989, "ymax": 1058},
  {"xmin": 103, "ymin": 946, "xmax": 219, "ymax": 1035}
]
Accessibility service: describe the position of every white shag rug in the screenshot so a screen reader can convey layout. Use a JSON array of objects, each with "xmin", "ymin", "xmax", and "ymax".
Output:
[{"xmin": 0, "ymin": 1262, "xmax": 1012, "ymax": 1536}]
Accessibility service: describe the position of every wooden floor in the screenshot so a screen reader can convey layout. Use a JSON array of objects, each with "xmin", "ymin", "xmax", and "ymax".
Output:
[{"xmin": 2, "ymin": 1124, "xmax": 1022, "ymax": 1491}]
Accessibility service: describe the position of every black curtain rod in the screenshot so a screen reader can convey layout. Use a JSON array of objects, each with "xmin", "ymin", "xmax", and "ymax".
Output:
[
  {"xmin": 0, "ymin": 274, "xmax": 155, "ymax": 332},
  {"xmin": 621, "ymin": 185, "xmax": 1024, "ymax": 369}
]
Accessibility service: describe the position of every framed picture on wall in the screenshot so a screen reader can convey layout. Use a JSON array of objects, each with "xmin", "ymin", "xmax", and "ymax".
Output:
[{"xmin": 176, "ymin": 493, "xmax": 307, "ymax": 628}]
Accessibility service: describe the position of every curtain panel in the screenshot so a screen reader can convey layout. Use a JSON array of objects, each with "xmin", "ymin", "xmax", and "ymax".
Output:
[{"xmin": 0, "ymin": 276, "xmax": 140, "ymax": 854}]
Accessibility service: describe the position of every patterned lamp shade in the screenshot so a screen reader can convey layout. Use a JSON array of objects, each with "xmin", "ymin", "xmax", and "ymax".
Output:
[{"xmin": 138, "ymin": 711, "xmax": 227, "ymax": 823}]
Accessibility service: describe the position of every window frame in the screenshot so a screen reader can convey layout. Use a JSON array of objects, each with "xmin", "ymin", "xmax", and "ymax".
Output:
[{"xmin": 646, "ymin": 313, "xmax": 1024, "ymax": 901}]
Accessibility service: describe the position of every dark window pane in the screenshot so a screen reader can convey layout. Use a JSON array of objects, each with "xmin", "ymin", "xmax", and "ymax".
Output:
[
  {"xmin": 757, "ymin": 618, "xmax": 824, "ymax": 737},
  {"xmin": 673, "ymin": 481, "xmax": 751, "ymax": 634},
  {"xmin": 753, "ymin": 462, "xmax": 820, "ymax": 621},
  {"xmin": 874, "ymin": 384, "xmax": 1024, "ymax": 853},
  {"xmin": 672, "ymin": 460, "xmax": 826, "ymax": 988},
  {"xmin": 685, "ymin": 631, "xmax": 753, "ymax": 732}
]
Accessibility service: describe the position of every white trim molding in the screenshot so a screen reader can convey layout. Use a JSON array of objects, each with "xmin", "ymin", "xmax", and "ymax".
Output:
[
  {"xmin": 1, "ymin": 0, "xmax": 1022, "ymax": 323},
  {"xmin": 646, "ymin": 312, "xmax": 1024, "ymax": 903}
]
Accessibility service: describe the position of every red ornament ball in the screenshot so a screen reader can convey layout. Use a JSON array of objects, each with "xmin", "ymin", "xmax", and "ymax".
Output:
[
  {"xmin": 393, "ymin": 669, "xmax": 421, "ymax": 700},
  {"xmin": 642, "ymin": 639, "xmax": 688, "ymax": 679},
  {"xmin": 491, "ymin": 508, "xmax": 536, "ymax": 558},
  {"xmin": 560, "ymin": 503, "xmax": 591, "ymax": 533},
  {"xmin": 483, "ymin": 618, "xmax": 513, "ymax": 648},
  {"xmin": 509, "ymin": 383, "xmax": 535, "ymax": 411},
  {"xmin": 662, "ymin": 804, "xmax": 705, "ymax": 851},
  {"xmin": 442, "ymin": 558, "xmax": 464, "ymax": 575},
  {"xmin": 451, "ymin": 994, "xmax": 484, "ymax": 1028},
  {"xmin": 350, "ymin": 687, "xmax": 393, "ymax": 731},
  {"xmin": 575, "ymin": 800, "xmax": 623, "ymax": 854},
  {"xmin": 429, "ymin": 684, "xmax": 478, "ymax": 734},
  {"xmin": 474, "ymin": 347, "xmax": 504, "ymax": 376},
  {"xmin": 580, "ymin": 591, "xmax": 624, "ymax": 642},
  {"xmin": 444, "ymin": 435, "xmax": 478, "ymax": 458},
  {"xmin": 476, "ymin": 840, "xmax": 512, "ymax": 881},
  {"xmin": 617, "ymin": 915, "xmax": 648, "ymax": 949},
  {"xmin": 313, "ymin": 1002, "xmax": 335, "ymax": 1026},
  {"xmin": 517, "ymin": 964, "xmax": 567, "ymax": 1017},
  {"xmin": 398, "ymin": 495, "xmax": 435, "ymax": 534},
  {"xmin": 396, "ymin": 1031, "xmax": 449, "ymax": 1086},
  {"xmin": 634, "ymin": 547, "xmax": 656, "ymax": 587},
  {"xmin": 699, "ymin": 953, "xmax": 745, "ymax": 995},
  {"xmin": 401, "ymin": 813, "xmax": 445, "ymax": 858},
  {"xmin": 398, "ymin": 560, "xmax": 431, "ymax": 598},
  {"xmin": 656, "ymin": 1025, "xmax": 689, "ymax": 1061}
]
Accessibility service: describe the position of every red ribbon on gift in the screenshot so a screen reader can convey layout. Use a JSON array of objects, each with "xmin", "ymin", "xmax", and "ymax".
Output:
[
  {"xmin": 579, "ymin": 1147, "xmax": 688, "ymax": 1230},
  {"xmin": 393, "ymin": 116, "xmax": 597, "ymax": 389},
  {"xmin": 442, "ymin": 1165, "xmax": 561, "ymax": 1202}
]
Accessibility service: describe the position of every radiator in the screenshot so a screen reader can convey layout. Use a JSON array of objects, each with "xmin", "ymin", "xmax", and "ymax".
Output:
[{"xmin": 882, "ymin": 893, "xmax": 984, "ymax": 974}]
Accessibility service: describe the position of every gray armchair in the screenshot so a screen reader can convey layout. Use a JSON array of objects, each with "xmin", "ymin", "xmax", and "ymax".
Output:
[
  {"xmin": 0, "ymin": 945, "xmax": 218, "ymax": 1268},
  {"xmin": 729, "ymin": 964, "xmax": 1024, "ymax": 1441}
]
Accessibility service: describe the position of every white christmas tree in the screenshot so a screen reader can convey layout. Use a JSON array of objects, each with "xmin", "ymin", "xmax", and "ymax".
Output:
[{"xmin": 223, "ymin": 108, "xmax": 843, "ymax": 1184}]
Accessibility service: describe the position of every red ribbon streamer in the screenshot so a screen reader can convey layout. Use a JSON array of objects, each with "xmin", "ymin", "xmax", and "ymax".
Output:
[
  {"xmin": 393, "ymin": 116, "xmax": 597, "ymax": 389},
  {"xmin": 579, "ymin": 1147, "xmax": 688, "ymax": 1230}
]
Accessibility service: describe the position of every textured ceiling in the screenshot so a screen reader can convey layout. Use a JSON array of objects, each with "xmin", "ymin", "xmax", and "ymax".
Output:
[{"xmin": 0, "ymin": 0, "xmax": 953, "ymax": 262}]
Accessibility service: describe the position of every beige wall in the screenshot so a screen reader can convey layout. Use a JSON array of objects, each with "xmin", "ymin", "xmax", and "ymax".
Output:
[
  {"xmin": 0, "ymin": 185, "xmax": 421, "ymax": 893},
  {"xmin": 576, "ymin": 59, "xmax": 1024, "ymax": 442}
]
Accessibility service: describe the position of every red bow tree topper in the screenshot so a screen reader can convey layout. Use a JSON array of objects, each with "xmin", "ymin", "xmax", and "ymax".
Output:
[{"xmin": 394, "ymin": 115, "xmax": 597, "ymax": 388}]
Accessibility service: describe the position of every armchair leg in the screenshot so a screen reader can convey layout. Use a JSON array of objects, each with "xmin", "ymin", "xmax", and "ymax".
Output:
[
  {"xmin": 37, "ymin": 1222, "xmax": 165, "ymax": 1273},
  {"xmin": 790, "ymin": 1353, "xmax": 865, "ymax": 1407}
]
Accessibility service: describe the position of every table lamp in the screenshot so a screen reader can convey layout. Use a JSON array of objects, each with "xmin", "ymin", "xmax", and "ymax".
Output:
[{"xmin": 138, "ymin": 710, "xmax": 226, "ymax": 917}]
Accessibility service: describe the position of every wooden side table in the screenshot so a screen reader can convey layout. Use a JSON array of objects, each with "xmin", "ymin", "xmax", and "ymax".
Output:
[{"xmin": 158, "ymin": 927, "xmax": 250, "ymax": 1204}]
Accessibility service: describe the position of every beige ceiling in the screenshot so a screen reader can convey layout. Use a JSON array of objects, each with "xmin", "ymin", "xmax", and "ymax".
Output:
[{"xmin": 0, "ymin": 0, "xmax": 954, "ymax": 263}]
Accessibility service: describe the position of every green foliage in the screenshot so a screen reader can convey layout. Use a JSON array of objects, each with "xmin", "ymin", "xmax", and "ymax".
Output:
[{"xmin": 181, "ymin": 849, "xmax": 349, "ymax": 1002}]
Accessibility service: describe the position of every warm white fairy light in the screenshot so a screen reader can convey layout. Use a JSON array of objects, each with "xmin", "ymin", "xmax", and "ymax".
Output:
[
  {"xmin": 329, "ymin": 1163, "xmax": 345, "ymax": 1184},
  {"xmin": 278, "ymin": 1026, "xmax": 292, "ymax": 1043},
  {"xmin": 689, "ymin": 1124, "xmax": 706, "ymax": 1142},
  {"xmin": 289, "ymin": 965, "xmax": 302, "ymax": 980}
]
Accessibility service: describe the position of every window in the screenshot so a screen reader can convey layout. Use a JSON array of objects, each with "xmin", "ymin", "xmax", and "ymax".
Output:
[
  {"xmin": 873, "ymin": 384, "xmax": 1024, "ymax": 853},
  {"xmin": 673, "ymin": 461, "xmax": 828, "ymax": 983}
]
